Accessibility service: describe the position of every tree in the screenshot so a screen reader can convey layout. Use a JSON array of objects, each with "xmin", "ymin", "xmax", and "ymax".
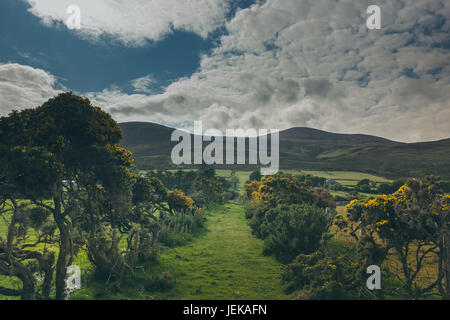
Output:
[
  {"xmin": 346, "ymin": 177, "xmax": 450, "ymax": 299},
  {"xmin": 356, "ymin": 179, "xmax": 371, "ymax": 193},
  {"xmin": 190, "ymin": 168, "xmax": 224, "ymax": 208},
  {"xmin": 0, "ymin": 146, "xmax": 60, "ymax": 299},
  {"xmin": 248, "ymin": 169, "xmax": 262, "ymax": 183},
  {"xmin": 376, "ymin": 180, "xmax": 405, "ymax": 195},
  {"xmin": 0, "ymin": 93, "xmax": 126, "ymax": 299}
]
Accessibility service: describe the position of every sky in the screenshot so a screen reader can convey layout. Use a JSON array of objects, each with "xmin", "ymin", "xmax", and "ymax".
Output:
[{"xmin": 0, "ymin": 0, "xmax": 449, "ymax": 143}]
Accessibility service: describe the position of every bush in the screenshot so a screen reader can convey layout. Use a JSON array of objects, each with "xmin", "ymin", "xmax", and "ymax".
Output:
[
  {"xmin": 245, "ymin": 200, "xmax": 269, "ymax": 238},
  {"xmin": 262, "ymin": 204, "xmax": 335, "ymax": 263},
  {"xmin": 160, "ymin": 210, "xmax": 205, "ymax": 234},
  {"xmin": 159, "ymin": 210, "xmax": 206, "ymax": 247},
  {"xmin": 243, "ymin": 173, "xmax": 335, "ymax": 238},
  {"xmin": 281, "ymin": 246, "xmax": 365, "ymax": 299}
]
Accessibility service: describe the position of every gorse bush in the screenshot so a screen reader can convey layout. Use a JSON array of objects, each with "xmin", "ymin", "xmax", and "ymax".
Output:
[
  {"xmin": 262, "ymin": 204, "xmax": 335, "ymax": 263},
  {"xmin": 281, "ymin": 249, "xmax": 365, "ymax": 300},
  {"xmin": 344, "ymin": 176, "xmax": 450, "ymax": 299},
  {"xmin": 243, "ymin": 173, "xmax": 336, "ymax": 265},
  {"xmin": 244, "ymin": 173, "xmax": 335, "ymax": 239}
]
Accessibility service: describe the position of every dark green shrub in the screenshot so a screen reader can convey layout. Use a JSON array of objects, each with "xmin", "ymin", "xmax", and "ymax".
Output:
[
  {"xmin": 262, "ymin": 204, "xmax": 334, "ymax": 263},
  {"xmin": 282, "ymin": 247, "xmax": 365, "ymax": 299},
  {"xmin": 243, "ymin": 173, "xmax": 335, "ymax": 239}
]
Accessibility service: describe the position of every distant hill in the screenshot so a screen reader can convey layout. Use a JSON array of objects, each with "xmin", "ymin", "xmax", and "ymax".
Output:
[{"xmin": 119, "ymin": 122, "xmax": 450, "ymax": 179}]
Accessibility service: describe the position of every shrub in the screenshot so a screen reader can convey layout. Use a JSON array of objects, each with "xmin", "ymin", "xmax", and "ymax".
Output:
[
  {"xmin": 159, "ymin": 209, "xmax": 206, "ymax": 247},
  {"xmin": 346, "ymin": 177, "xmax": 450, "ymax": 299},
  {"xmin": 281, "ymin": 247, "xmax": 366, "ymax": 299},
  {"xmin": 262, "ymin": 203, "xmax": 335, "ymax": 263},
  {"xmin": 160, "ymin": 210, "xmax": 205, "ymax": 234},
  {"xmin": 243, "ymin": 173, "xmax": 335, "ymax": 238}
]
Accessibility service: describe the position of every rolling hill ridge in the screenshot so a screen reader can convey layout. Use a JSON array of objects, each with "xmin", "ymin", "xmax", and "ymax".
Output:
[{"xmin": 119, "ymin": 122, "xmax": 450, "ymax": 179}]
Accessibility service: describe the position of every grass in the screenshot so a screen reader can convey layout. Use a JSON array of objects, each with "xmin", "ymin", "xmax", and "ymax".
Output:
[
  {"xmin": 70, "ymin": 204, "xmax": 293, "ymax": 300},
  {"xmin": 216, "ymin": 169, "xmax": 392, "ymax": 188},
  {"xmin": 155, "ymin": 204, "xmax": 292, "ymax": 299},
  {"xmin": 1, "ymin": 169, "xmax": 440, "ymax": 300},
  {"xmin": 284, "ymin": 170, "xmax": 392, "ymax": 186},
  {"xmin": 146, "ymin": 168, "xmax": 392, "ymax": 188}
]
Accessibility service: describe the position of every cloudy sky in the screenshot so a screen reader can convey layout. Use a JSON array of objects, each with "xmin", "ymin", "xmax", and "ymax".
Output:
[{"xmin": 0, "ymin": 0, "xmax": 449, "ymax": 142}]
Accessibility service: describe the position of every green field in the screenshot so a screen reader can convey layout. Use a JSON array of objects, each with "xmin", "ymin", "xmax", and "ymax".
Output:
[
  {"xmin": 283, "ymin": 170, "xmax": 392, "ymax": 186},
  {"xmin": 173, "ymin": 169, "xmax": 392, "ymax": 188}
]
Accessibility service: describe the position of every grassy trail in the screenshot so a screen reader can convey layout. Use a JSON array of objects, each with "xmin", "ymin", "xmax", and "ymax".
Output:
[{"xmin": 157, "ymin": 204, "xmax": 293, "ymax": 300}]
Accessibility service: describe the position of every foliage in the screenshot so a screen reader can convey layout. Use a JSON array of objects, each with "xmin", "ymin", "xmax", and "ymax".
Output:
[
  {"xmin": 0, "ymin": 93, "xmax": 145, "ymax": 299},
  {"xmin": 0, "ymin": 199, "xmax": 56, "ymax": 299},
  {"xmin": 0, "ymin": 92, "xmax": 122, "ymax": 152},
  {"xmin": 150, "ymin": 170, "xmax": 197, "ymax": 194},
  {"xmin": 355, "ymin": 179, "xmax": 372, "ymax": 193},
  {"xmin": 345, "ymin": 176, "xmax": 450, "ymax": 299},
  {"xmin": 247, "ymin": 169, "xmax": 262, "ymax": 183},
  {"xmin": 148, "ymin": 167, "xmax": 227, "ymax": 208},
  {"xmin": 375, "ymin": 180, "xmax": 405, "ymax": 195},
  {"xmin": 159, "ymin": 210, "xmax": 205, "ymax": 247},
  {"xmin": 243, "ymin": 173, "xmax": 335, "ymax": 238},
  {"xmin": 166, "ymin": 189, "xmax": 198, "ymax": 214},
  {"xmin": 296, "ymin": 174, "xmax": 327, "ymax": 188},
  {"xmin": 262, "ymin": 204, "xmax": 335, "ymax": 263},
  {"xmin": 281, "ymin": 248, "xmax": 367, "ymax": 299}
]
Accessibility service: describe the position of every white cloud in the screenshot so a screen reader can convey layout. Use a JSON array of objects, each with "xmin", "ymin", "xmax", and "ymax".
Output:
[
  {"xmin": 130, "ymin": 75, "xmax": 156, "ymax": 93},
  {"xmin": 97, "ymin": 0, "xmax": 449, "ymax": 142},
  {"xmin": 0, "ymin": 63, "xmax": 62, "ymax": 116},
  {"xmin": 9, "ymin": 0, "xmax": 450, "ymax": 142},
  {"xmin": 24, "ymin": 0, "xmax": 230, "ymax": 45}
]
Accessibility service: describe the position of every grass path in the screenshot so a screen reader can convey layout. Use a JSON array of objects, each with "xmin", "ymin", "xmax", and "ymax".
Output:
[
  {"xmin": 2, "ymin": 202, "xmax": 292, "ymax": 300},
  {"xmin": 157, "ymin": 204, "xmax": 293, "ymax": 300}
]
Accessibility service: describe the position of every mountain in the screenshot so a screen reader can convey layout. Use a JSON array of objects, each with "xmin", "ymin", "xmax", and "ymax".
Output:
[{"xmin": 119, "ymin": 122, "xmax": 450, "ymax": 179}]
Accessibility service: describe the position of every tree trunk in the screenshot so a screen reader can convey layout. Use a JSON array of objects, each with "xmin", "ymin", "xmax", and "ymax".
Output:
[
  {"xmin": 53, "ymin": 189, "xmax": 72, "ymax": 300},
  {"xmin": 0, "ymin": 260, "xmax": 36, "ymax": 300},
  {"xmin": 13, "ymin": 261, "xmax": 37, "ymax": 300},
  {"xmin": 54, "ymin": 216, "xmax": 71, "ymax": 299},
  {"xmin": 443, "ymin": 221, "xmax": 450, "ymax": 300},
  {"xmin": 41, "ymin": 261, "xmax": 54, "ymax": 299}
]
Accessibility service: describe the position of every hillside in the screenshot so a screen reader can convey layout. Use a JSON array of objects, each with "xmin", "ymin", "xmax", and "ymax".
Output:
[{"xmin": 119, "ymin": 122, "xmax": 450, "ymax": 179}]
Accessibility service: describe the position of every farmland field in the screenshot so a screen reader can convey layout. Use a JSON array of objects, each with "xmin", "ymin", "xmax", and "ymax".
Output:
[
  {"xmin": 171, "ymin": 169, "xmax": 392, "ymax": 188},
  {"xmin": 284, "ymin": 170, "xmax": 392, "ymax": 186}
]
